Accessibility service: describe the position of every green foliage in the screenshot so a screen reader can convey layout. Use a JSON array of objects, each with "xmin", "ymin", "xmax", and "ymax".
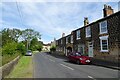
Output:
[
  {"xmin": 30, "ymin": 38, "xmax": 43, "ymax": 51},
  {"xmin": 17, "ymin": 42, "xmax": 26, "ymax": 55},
  {"xmin": 2, "ymin": 53, "xmax": 20, "ymax": 66},
  {"xmin": 37, "ymin": 44, "xmax": 43, "ymax": 52},
  {"xmin": 2, "ymin": 42, "xmax": 17, "ymax": 55},
  {"xmin": 50, "ymin": 46, "xmax": 56, "ymax": 52},
  {"xmin": 1, "ymin": 28, "xmax": 21, "ymax": 46},
  {"xmin": 21, "ymin": 29, "xmax": 41, "ymax": 50},
  {"xmin": 1, "ymin": 28, "xmax": 42, "ymax": 65}
]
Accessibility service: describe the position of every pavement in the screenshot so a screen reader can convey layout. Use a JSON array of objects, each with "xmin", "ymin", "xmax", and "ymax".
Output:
[
  {"xmin": 33, "ymin": 52, "xmax": 119, "ymax": 79},
  {"xmin": 49, "ymin": 52, "xmax": 120, "ymax": 70},
  {"xmin": 91, "ymin": 58, "xmax": 120, "ymax": 70}
]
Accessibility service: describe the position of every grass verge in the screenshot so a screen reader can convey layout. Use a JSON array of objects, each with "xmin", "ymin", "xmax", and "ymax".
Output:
[
  {"xmin": 6, "ymin": 56, "xmax": 33, "ymax": 78},
  {"xmin": 32, "ymin": 51, "xmax": 39, "ymax": 54}
]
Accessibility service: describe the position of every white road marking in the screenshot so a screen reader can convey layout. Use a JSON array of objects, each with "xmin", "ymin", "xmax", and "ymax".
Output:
[
  {"xmin": 60, "ymin": 64, "xmax": 74, "ymax": 70},
  {"xmin": 113, "ymin": 70, "xmax": 118, "ymax": 72},
  {"xmin": 49, "ymin": 59, "xmax": 55, "ymax": 62},
  {"xmin": 88, "ymin": 76, "xmax": 96, "ymax": 80}
]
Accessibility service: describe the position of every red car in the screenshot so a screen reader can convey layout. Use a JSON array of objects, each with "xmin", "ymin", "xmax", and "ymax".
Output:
[{"xmin": 68, "ymin": 52, "xmax": 91, "ymax": 64}]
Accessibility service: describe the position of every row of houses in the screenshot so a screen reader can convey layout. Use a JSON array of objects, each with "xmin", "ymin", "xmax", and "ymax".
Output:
[{"xmin": 55, "ymin": 4, "xmax": 120, "ymax": 62}]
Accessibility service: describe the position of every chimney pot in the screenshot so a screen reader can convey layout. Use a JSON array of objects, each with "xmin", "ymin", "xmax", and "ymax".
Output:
[
  {"xmin": 84, "ymin": 17, "xmax": 89, "ymax": 26},
  {"xmin": 103, "ymin": 4, "xmax": 114, "ymax": 17},
  {"xmin": 104, "ymin": 4, "xmax": 107, "ymax": 9},
  {"xmin": 62, "ymin": 33, "xmax": 65, "ymax": 37}
]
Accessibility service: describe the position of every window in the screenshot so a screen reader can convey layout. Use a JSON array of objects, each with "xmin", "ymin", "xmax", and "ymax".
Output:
[
  {"xmin": 56, "ymin": 41, "xmax": 58, "ymax": 45},
  {"xmin": 71, "ymin": 35, "xmax": 73, "ymax": 43},
  {"xmin": 76, "ymin": 30, "xmax": 80, "ymax": 39},
  {"xmin": 86, "ymin": 26, "xmax": 91, "ymax": 37},
  {"xmin": 66, "ymin": 37, "xmax": 68, "ymax": 44},
  {"xmin": 99, "ymin": 21, "xmax": 107, "ymax": 34},
  {"xmin": 99, "ymin": 36, "xmax": 109, "ymax": 52},
  {"xmin": 68, "ymin": 36, "xmax": 71, "ymax": 43},
  {"xmin": 61, "ymin": 39, "xmax": 62, "ymax": 44}
]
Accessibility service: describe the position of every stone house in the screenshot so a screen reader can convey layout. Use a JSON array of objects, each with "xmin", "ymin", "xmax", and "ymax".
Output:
[{"xmin": 56, "ymin": 4, "xmax": 120, "ymax": 62}]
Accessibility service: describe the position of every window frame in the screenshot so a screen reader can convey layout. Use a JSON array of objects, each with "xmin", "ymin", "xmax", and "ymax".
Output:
[
  {"xmin": 86, "ymin": 26, "xmax": 91, "ymax": 37},
  {"xmin": 61, "ymin": 39, "xmax": 62, "ymax": 44},
  {"xmin": 66, "ymin": 37, "xmax": 68, "ymax": 44},
  {"xmin": 76, "ymin": 30, "xmax": 80, "ymax": 40},
  {"xmin": 71, "ymin": 35, "xmax": 73, "ymax": 43},
  {"xmin": 99, "ymin": 36, "xmax": 109, "ymax": 52},
  {"xmin": 99, "ymin": 20, "xmax": 108, "ymax": 34}
]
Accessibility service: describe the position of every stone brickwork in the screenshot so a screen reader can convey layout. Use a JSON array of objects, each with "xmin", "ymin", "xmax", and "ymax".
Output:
[
  {"xmin": 56, "ymin": 5, "xmax": 120, "ymax": 63},
  {"xmin": 0, "ymin": 56, "xmax": 20, "ymax": 79}
]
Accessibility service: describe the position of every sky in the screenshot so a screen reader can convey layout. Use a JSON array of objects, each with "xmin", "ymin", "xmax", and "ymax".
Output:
[{"xmin": 0, "ymin": 0, "xmax": 119, "ymax": 44}]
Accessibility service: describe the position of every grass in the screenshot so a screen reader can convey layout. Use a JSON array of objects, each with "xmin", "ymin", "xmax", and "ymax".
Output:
[
  {"xmin": 32, "ymin": 50, "xmax": 39, "ymax": 54},
  {"xmin": 2, "ymin": 53, "xmax": 21, "ymax": 67},
  {"xmin": 6, "ymin": 56, "xmax": 33, "ymax": 78}
]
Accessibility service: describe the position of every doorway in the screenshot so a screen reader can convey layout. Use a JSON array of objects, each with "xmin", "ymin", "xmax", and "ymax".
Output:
[{"xmin": 88, "ymin": 42, "xmax": 93, "ymax": 57}]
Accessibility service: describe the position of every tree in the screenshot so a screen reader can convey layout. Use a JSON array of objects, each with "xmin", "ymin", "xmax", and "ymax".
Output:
[
  {"xmin": 17, "ymin": 42, "xmax": 26, "ymax": 55},
  {"xmin": 0, "ymin": 32, "xmax": 2, "ymax": 47},
  {"xmin": 8, "ymin": 28, "xmax": 22, "ymax": 42},
  {"xmin": 21, "ymin": 29, "xmax": 41, "ymax": 50},
  {"xmin": 1, "ymin": 28, "xmax": 21, "ymax": 46},
  {"xmin": 50, "ymin": 46, "xmax": 56, "ymax": 52},
  {"xmin": 30, "ymin": 38, "xmax": 43, "ymax": 51},
  {"xmin": 2, "ymin": 41, "xmax": 17, "ymax": 55}
]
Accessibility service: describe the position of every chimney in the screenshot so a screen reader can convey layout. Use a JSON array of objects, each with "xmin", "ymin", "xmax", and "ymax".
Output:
[
  {"xmin": 103, "ymin": 4, "xmax": 114, "ymax": 17},
  {"xmin": 84, "ymin": 17, "xmax": 89, "ymax": 26},
  {"xmin": 62, "ymin": 33, "xmax": 65, "ymax": 37}
]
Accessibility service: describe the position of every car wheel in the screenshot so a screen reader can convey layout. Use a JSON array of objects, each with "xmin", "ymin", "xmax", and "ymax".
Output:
[{"xmin": 76, "ymin": 60, "xmax": 80, "ymax": 65}]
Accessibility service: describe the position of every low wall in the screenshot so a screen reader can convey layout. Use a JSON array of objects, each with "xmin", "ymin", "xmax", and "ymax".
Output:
[
  {"xmin": 0, "ymin": 56, "xmax": 20, "ymax": 79},
  {"xmin": 91, "ymin": 57, "xmax": 120, "ymax": 68}
]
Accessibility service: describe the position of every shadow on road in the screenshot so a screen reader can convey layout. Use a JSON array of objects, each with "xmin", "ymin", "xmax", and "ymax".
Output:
[{"xmin": 45, "ymin": 52, "xmax": 68, "ymax": 60}]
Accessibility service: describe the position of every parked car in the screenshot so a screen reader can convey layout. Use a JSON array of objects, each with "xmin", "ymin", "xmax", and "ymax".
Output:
[
  {"xmin": 68, "ymin": 52, "xmax": 91, "ymax": 64},
  {"xmin": 25, "ymin": 50, "xmax": 32, "ymax": 56}
]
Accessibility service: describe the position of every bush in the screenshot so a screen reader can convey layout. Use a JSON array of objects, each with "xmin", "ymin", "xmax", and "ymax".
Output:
[
  {"xmin": 2, "ymin": 42, "xmax": 17, "ymax": 55},
  {"xmin": 17, "ymin": 42, "xmax": 26, "ymax": 55},
  {"xmin": 50, "ymin": 46, "xmax": 56, "ymax": 52}
]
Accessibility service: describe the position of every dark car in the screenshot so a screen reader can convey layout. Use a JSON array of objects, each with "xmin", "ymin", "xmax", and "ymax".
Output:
[
  {"xmin": 68, "ymin": 52, "xmax": 91, "ymax": 64},
  {"xmin": 25, "ymin": 50, "xmax": 32, "ymax": 56}
]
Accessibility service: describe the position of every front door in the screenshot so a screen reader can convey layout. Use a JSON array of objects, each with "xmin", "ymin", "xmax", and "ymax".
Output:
[{"xmin": 88, "ymin": 42, "xmax": 93, "ymax": 57}]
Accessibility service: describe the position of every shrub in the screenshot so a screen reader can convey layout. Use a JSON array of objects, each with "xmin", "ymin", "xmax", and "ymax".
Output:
[
  {"xmin": 50, "ymin": 46, "xmax": 56, "ymax": 52},
  {"xmin": 2, "ymin": 42, "xmax": 17, "ymax": 55},
  {"xmin": 17, "ymin": 42, "xmax": 26, "ymax": 55}
]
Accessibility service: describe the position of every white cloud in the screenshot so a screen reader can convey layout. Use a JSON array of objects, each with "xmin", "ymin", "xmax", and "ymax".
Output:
[{"xmin": 1, "ymin": 2, "xmax": 118, "ymax": 44}]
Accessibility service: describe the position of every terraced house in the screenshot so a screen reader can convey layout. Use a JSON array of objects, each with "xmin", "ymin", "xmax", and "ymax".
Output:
[{"xmin": 56, "ymin": 4, "xmax": 120, "ymax": 63}]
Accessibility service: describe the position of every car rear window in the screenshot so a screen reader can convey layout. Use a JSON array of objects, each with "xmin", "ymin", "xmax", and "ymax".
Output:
[
  {"xmin": 75, "ymin": 52, "xmax": 81, "ymax": 56},
  {"xmin": 27, "ymin": 51, "xmax": 31, "ymax": 53}
]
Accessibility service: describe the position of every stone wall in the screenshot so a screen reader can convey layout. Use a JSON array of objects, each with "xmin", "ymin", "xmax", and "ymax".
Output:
[{"xmin": 0, "ymin": 56, "xmax": 20, "ymax": 79}]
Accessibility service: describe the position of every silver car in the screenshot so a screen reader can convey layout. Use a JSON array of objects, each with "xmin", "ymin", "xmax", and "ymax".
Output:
[{"xmin": 26, "ymin": 50, "xmax": 32, "ymax": 56}]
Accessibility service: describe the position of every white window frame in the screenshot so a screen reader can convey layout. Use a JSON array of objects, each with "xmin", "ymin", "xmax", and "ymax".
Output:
[
  {"xmin": 71, "ymin": 35, "xmax": 73, "ymax": 43},
  {"xmin": 99, "ymin": 20, "xmax": 108, "ymax": 34},
  {"xmin": 76, "ymin": 30, "xmax": 80, "ymax": 40},
  {"xmin": 86, "ymin": 26, "xmax": 91, "ymax": 37},
  {"xmin": 99, "ymin": 35, "xmax": 109, "ymax": 52}
]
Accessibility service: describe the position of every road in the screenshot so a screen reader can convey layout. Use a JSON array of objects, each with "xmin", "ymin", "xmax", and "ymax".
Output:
[{"xmin": 33, "ymin": 52, "xmax": 119, "ymax": 79}]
